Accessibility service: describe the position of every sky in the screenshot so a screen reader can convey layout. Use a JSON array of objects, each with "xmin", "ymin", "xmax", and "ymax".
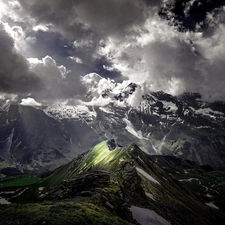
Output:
[{"xmin": 0, "ymin": 0, "xmax": 225, "ymax": 107}]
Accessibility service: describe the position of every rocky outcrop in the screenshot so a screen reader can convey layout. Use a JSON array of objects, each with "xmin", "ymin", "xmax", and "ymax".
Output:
[{"xmin": 44, "ymin": 170, "xmax": 110, "ymax": 200}]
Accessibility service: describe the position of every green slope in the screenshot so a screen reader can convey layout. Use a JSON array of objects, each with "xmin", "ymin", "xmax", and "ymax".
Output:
[{"xmin": 40, "ymin": 141, "xmax": 128, "ymax": 188}]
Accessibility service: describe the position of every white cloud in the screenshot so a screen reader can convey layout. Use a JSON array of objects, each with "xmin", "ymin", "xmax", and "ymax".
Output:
[
  {"xmin": 69, "ymin": 56, "xmax": 83, "ymax": 64},
  {"xmin": 127, "ymin": 86, "xmax": 143, "ymax": 107},
  {"xmin": 96, "ymin": 6, "xmax": 225, "ymax": 101},
  {"xmin": 26, "ymin": 55, "xmax": 84, "ymax": 101},
  {"xmin": 98, "ymin": 14, "xmax": 196, "ymax": 95},
  {"xmin": 84, "ymin": 96, "xmax": 112, "ymax": 107},
  {"xmin": 2, "ymin": 23, "xmax": 28, "ymax": 54},
  {"xmin": 33, "ymin": 24, "xmax": 51, "ymax": 32},
  {"xmin": 28, "ymin": 55, "xmax": 68, "ymax": 79},
  {"xmin": 20, "ymin": 97, "xmax": 42, "ymax": 106},
  {"xmin": 82, "ymin": 73, "xmax": 116, "ymax": 99}
]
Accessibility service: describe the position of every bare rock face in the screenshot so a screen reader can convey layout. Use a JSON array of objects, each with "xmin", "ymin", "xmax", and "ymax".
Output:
[
  {"xmin": 107, "ymin": 139, "xmax": 118, "ymax": 151},
  {"xmin": 45, "ymin": 170, "xmax": 110, "ymax": 200}
]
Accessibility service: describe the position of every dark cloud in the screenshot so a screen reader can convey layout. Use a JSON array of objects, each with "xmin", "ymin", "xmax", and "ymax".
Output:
[
  {"xmin": 93, "ymin": 57, "xmax": 123, "ymax": 82},
  {"xmin": 0, "ymin": 23, "xmax": 41, "ymax": 94},
  {"xmin": 28, "ymin": 30, "xmax": 74, "ymax": 67},
  {"xmin": 27, "ymin": 55, "xmax": 87, "ymax": 103},
  {"xmin": 18, "ymin": 0, "xmax": 148, "ymax": 35},
  {"xmin": 159, "ymin": 0, "xmax": 225, "ymax": 33},
  {"xmin": 75, "ymin": 0, "xmax": 148, "ymax": 37},
  {"xmin": 0, "ymin": 22, "xmax": 86, "ymax": 103},
  {"xmin": 2, "ymin": 0, "xmax": 225, "ymax": 103},
  {"xmin": 17, "ymin": 0, "xmax": 150, "ymax": 61}
]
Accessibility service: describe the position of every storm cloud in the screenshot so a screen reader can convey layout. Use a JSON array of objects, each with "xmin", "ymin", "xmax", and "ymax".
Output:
[
  {"xmin": 0, "ymin": 21, "xmax": 86, "ymax": 103},
  {"xmin": 1, "ymin": 0, "xmax": 225, "ymax": 105},
  {"xmin": 0, "ymin": 22, "xmax": 40, "ymax": 94}
]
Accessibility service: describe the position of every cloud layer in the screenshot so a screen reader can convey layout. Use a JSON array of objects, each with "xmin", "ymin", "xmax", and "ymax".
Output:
[{"xmin": 1, "ymin": 0, "xmax": 225, "ymax": 105}]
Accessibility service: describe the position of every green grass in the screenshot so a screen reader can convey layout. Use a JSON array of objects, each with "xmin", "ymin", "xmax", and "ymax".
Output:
[
  {"xmin": 0, "ymin": 174, "xmax": 40, "ymax": 188},
  {"xmin": 70, "ymin": 141, "xmax": 127, "ymax": 172},
  {"xmin": 0, "ymin": 202, "xmax": 134, "ymax": 225},
  {"xmin": 0, "ymin": 141, "xmax": 128, "ymax": 203},
  {"xmin": 41, "ymin": 141, "xmax": 129, "ymax": 189},
  {"xmin": 169, "ymin": 168, "xmax": 225, "ymax": 210}
]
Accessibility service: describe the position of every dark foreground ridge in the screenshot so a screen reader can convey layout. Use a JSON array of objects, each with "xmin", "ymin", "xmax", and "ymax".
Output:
[{"xmin": 0, "ymin": 141, "xmax": 225, "ymax": 225}]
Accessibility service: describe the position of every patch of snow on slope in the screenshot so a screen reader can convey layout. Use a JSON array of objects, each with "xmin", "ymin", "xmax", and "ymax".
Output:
[
  {"xmin": 205, "ymin": 202, "xmax": 219, "ymax": 210},
  {"xmin": 191, "ymin": 107, "xmax": 224, "ymax": 118},
  {"xmin": 196, "ymin": 126, "xmax": 211, "ymax": 129},
  {"xmin": 123, "ymin": 118, "xmax": 148, "ymax": 140},
  {"xmin": 146, "ymin": 192, "xmax": 155, "ymax": 201},
  {"xmin": 206, "ymin": 194, "xmax": 213, "ymax": 198},
  {"xmin": 0, "ymin": 197, "xmax": 10, "ymax": 205},
  {"xmin": 130, "ymin": 205, "xmax": 171, "ymax": 225},
  {"xmin": 0, "ymin": 103, "xmax": 10, "ymax": 112},
  {"xmin": 43, "ymin": 104, "xmax": 96, "ymax": 120},
  {"xmin": 136, "ymin": 167, "xmax": 160, "ymax": 185},
  {"xmin": 161, "ymin": 101, "xmax": 177, "ymax": 111},
  {"xmin": 99, "ymin": 107, "xmax": 112, "ymax": 114}
]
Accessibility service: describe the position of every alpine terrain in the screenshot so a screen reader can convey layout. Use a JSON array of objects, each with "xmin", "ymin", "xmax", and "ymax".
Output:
[
  {"xmin": 1, "ymin": 0, "xmax": 225, "ymax": 224},
  {"xmin": 1, "ymin": 83, "xmax": 225, "ymax": 174},
  {"xmin": 0, "ymin": 141, "xmax": 225, "ymax": 225}
]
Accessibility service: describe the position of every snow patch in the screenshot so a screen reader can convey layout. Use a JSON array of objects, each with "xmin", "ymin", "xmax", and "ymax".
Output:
[
  {"xmin": 179, "ymin": 178, "xmax": 199, "ymax": 183},
  {"xmin": 0, "ymin": 191, "xmax": 15, "ymax": 194},
  {"xmin": 146, "ymin": 192, "xmax": 155, "ymax": 201},
  {"xmin": 43, "ymin": 104, "xmax": 96, "ymax": 121},
  {"xmin": 205, "ymin": 202, "xmax": 219, "ymax": 210},
  {"xmin": 161, "ymin": 101, "xmax": 177, "ymax": 112},
  {"xmin": 130, "ymin": 205, "xmax": 171, "ymax": 225},
  {"xmin": 0, "ymin": 197, "xmax": 10, "ymax": 205},
  {"xmin": 99, "ymin": 107, "xmax": 112, "ymax": 114},
  {"xmin": 123, "ymin": 119, "xmax": 148, "ymax": 140},
  {"xmin": 206, "ymin": 194, "xmax": 213, "ymax": 198},
  {"xmin": 176, "ymin": 151, "xmax": 183, "ymax": 156},
  {"xmin": 191, "ymin": 107, "xmax": 224, "ymax": 118},
  {"xmin": 136, "ymin": 167, "xmax": 160, "ymax": 185},
  {"xmin": 0, "ymin": 104, "xmax": 10, "ymax": 112}
]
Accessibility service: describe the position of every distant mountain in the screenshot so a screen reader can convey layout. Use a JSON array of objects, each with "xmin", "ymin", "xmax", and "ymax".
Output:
[
  {"xmin": 1, "ymin": 84, "xmax": 225, "ymax": 173},
  {"xmin": 0, "ymin": 104, "xmax": 103, "ymax": 174},
  {"xmin": 45, "ymin": 86, "xmax": 225, "ymax": 169},
  {"xmin": 0, "ymin": 141, "xmax": 224, "ymax": 224}
]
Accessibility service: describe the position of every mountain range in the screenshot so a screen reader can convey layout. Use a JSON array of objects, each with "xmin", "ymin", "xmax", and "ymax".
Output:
[{"xmin": 1, "ymin": 83, "xmax": 225, "ymax": 175}]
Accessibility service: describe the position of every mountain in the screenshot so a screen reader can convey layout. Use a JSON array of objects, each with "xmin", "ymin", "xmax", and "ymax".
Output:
[
  {"xmin": 0, "ymin": 141, "xmax": 225, "ymax": 225},
  {"xmin": 1, "ymin": 84, "xmax": 225, "ymax": 173},
  {"xmin": 44, "ymin": 85, "xmax": 225, "ymax": 169},
  {"xmin": 0, "ymin": 104, "xmax": 103, "ymax": 174},
  {"xmin": 89, "ymin": 90, "xmax": 225, "ymax": 169}
]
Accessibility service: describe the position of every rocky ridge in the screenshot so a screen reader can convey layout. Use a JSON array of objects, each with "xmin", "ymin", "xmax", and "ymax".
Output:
[{"xmin": 0, "ymin": 141, "xmax": 225, "ymax": 225}]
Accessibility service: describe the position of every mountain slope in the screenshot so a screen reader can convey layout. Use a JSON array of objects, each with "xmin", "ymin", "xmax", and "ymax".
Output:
[
  {"xmin": 1, "ymin": 141, "xmax": 224, "ymax": 225},
  {"xmin": 0, "ymin": 104, "xmax": 103, "ymax": 174}
]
